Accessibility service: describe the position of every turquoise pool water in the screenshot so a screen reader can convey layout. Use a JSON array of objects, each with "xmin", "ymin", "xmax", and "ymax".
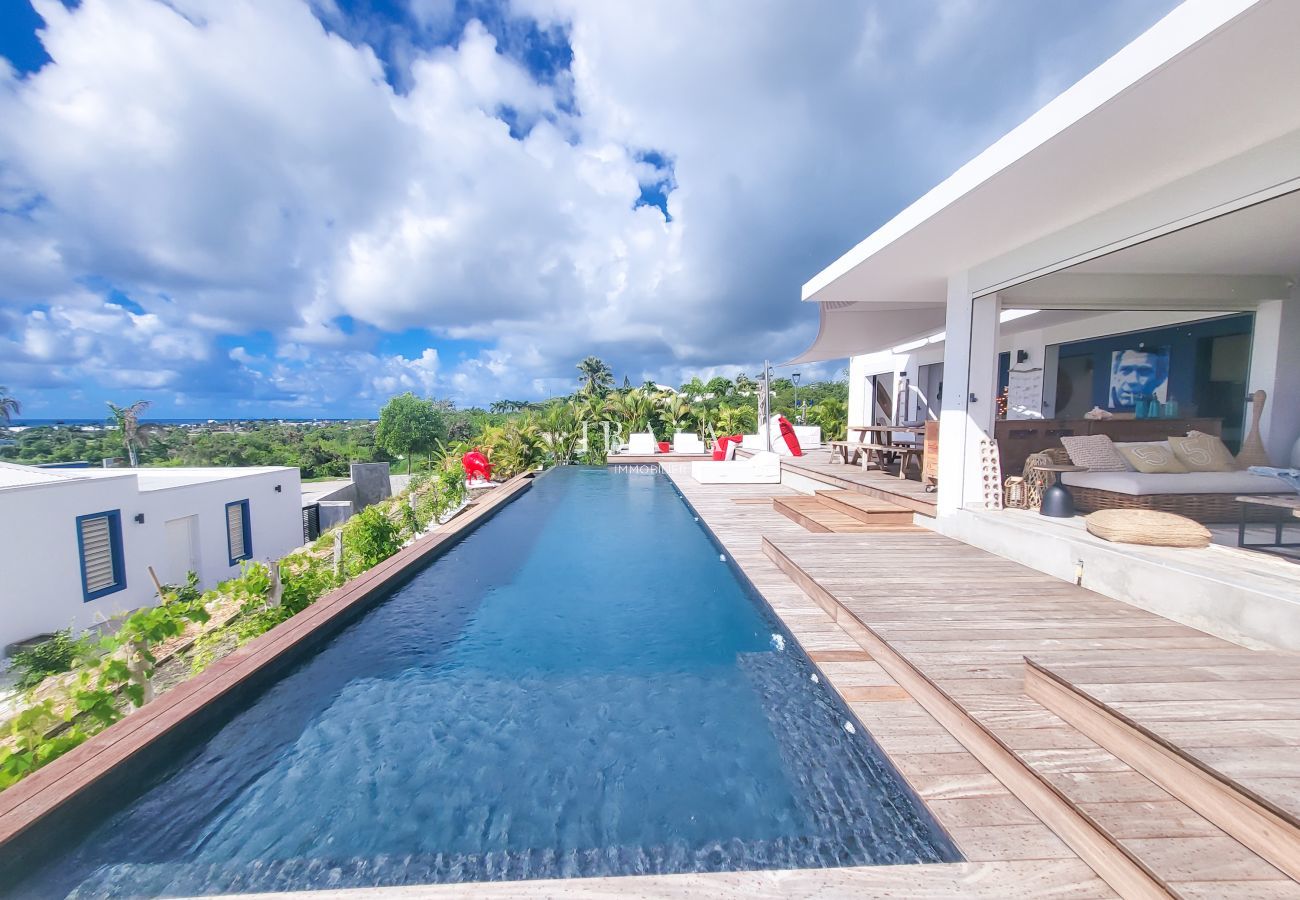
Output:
[{"xmin": 15, "ymin": 467, "xmax": 958, "ymax": 897}]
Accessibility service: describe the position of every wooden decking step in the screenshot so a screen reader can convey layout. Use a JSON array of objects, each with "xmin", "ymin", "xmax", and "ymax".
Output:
[
  {"xmin": 815, "ymin": 490, "xmax": 915, "ymax": 524},
  {"xmin": 1026, "ymin": 659, "xmax": 1300, "ymax": 883},
  {"xmin": 772, "ymin": 496, "xmax": 920, "ymax": 534}
]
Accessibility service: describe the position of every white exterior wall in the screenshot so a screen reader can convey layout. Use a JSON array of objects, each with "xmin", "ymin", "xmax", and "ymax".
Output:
[
  {"xmin": 0, "ymin": 467, "xmax": 302, "ymax": 652},
  {"xmin": 1248, "ymin": 296, "xmax": 1300, "ymax": 464}
]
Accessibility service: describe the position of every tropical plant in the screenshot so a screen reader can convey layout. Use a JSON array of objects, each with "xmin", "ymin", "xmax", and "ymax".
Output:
[
  {"xmin": 678, "ymin": 377, "xmax": 708, "ymax": 401},
  {"xmin": 734, "ymin": 373, "xmax": 758, "ymax": 395},
  {"xmin": 342, "ymin": 506, "xmax": 405, "ymax": 575},
  {"xmin": 106, "ymin": 400, "xmax": 156, "ymax": 467},
  {"xmin": 576, "ymin": 356, "xmax": 615, "ymax": 396},
  {"xmin": 538, "ymin": 401, "xmax": 582, "ymax": 465},
  {"xmin": 376, "ymin": 393, "xmax": 447, "ymax": 474},
  {"xmin": 714, "ymin": 405, "xmax": 754, "ymax": 435},
  {"xmin": 808, "ymin": 397, "xmax": 848, "ymax": 440},
  {"xmin": 659, "ymin": 394, "xmax": 696, "ymax": 435},
  {"xmin": 704, "ymin": 376, "xmax": 732, "ymax": 397},
  {"xmin": 0, "ymin": 386, "xmax": 20, "ymax": 425},
  {"xmin": 9, "ymin": 629, "xmax": 93, "ymax": 690},
  {"xmin": 605, "ymin": 388, "xmax": 657, "ymax": 433},
  {"xmin": 479, "ymin": 416, "xmax": 544, "ymax": 478}
]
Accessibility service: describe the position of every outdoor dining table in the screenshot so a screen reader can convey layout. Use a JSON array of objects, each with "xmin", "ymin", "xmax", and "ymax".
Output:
[{"xmin": 836, "ymin": 425, "xmax": 925, "ymax": 477}]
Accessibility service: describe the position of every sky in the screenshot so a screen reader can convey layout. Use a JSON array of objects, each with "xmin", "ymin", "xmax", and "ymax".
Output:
[{"xmin": 0, "ymin": 0, "xmax": 1182, "ymax": 418}]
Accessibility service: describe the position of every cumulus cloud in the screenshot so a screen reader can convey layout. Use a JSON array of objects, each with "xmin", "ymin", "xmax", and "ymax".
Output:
[{"xmin": 0, "ymin": 0, "xmax": 1179, "ymax": 415}]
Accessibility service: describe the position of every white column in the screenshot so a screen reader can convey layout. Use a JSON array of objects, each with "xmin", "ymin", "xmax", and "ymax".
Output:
[
  {"xmin": 937, "ymin": 273, "xmax": 1001, "ymax": 515},
  {"xmin": 1248, "ymin": 297, "xmax": 1300, "ymax": 464}
]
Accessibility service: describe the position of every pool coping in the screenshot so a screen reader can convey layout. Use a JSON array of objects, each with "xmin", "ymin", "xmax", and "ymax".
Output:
[{"xmin": 0, "ymin": 473, "xmax": 536, "ymax": 880}]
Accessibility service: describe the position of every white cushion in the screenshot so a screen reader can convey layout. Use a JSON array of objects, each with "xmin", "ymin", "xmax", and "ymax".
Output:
[
  {"xmin": 792, "ymin": 425, "xmax": 822, "ymax": 448},
  {"xmin": 625, "ymin": 433, "xmax": 657, "ymax": 454},
  {"xmin": 1061, "ymin": 470, "xmax": 1291, "ymax": 496},
  {"xmin": 690, "ymin": 451, "xmax": 782, "ymax": 484},
  {"xmin": 672, "ymin": 432, "xmax": 706, "ymax": 453}
]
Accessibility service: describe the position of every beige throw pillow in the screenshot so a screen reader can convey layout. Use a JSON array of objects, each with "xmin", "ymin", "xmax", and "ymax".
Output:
[
  {"xmin": 1060, "ymin": 435, "xmax": 1129, "ymax": 472},
  {"xmin": 1169, "ymin": 431, "xmax": 1238, "ymax": 472},
  {"xmin": 1117, "ymin": 441, "xmax": 1188, "ymax": 474}
]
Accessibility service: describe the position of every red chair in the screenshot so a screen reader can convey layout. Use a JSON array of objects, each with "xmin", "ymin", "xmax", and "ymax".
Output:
[{"xmin": 462, "ymin": 450, "xmax": 492, "ymax": 482}]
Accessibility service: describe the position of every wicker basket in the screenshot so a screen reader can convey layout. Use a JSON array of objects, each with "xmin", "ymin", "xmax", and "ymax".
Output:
[
  {"xmin": 1072, "ymin": 487, "xmax": 1287, "ymax": 524},
  {"xmin": 1085, "ymin": 509, "xmax": 1212, "ymax": 548},
  {"xmin": 1003, "ymin": 476, "xmax": 1027, "ymax": 509}
]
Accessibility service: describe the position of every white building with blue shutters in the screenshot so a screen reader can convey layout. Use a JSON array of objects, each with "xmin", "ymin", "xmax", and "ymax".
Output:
[{"xmin": 0, "ymin": 462, "xmax": 302, "ymax": 654}]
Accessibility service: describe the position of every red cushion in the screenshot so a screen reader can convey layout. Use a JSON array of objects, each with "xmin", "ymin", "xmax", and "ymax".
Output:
[{"xmin": 657, "ymin": 441, "xmax": 671, "ymax": 453}]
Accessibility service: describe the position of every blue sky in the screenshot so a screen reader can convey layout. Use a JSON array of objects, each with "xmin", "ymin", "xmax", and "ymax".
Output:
[{"xmin": 0, "ymin": 0, "xmax": 1180, "ymax": 418}]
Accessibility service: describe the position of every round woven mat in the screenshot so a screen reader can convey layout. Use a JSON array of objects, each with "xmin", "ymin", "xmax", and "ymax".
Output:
[{"xmin": 1085, "ymin": 509, "xmax": 1211, "ymax": 548}]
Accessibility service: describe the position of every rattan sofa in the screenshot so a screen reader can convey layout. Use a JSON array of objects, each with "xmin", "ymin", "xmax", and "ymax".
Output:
[{"xmin": 1034, "ymin": 447, "xmax": 1291, "ymax": 523}]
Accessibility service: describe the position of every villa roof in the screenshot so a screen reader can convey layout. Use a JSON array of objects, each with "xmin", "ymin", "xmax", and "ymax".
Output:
[
  {"xmin": 799, "ymin": 0, "xmax": 1300, "ymax": 326},
  {"xmin": 0, "ymin": 461, "xmax": 88, "ymax": 489}
]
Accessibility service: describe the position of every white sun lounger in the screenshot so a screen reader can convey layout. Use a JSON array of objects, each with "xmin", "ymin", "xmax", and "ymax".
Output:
[
  {"xmin": 626, "ymin": 432, "xmax": 658, "ymax": 454},
  {"xmin": 690, "ymin": 450, "xmax": 781, "ymax": 484},
  {"xmin": 672, "ymin": 432, "xmax": 706, "ymax": 454}
]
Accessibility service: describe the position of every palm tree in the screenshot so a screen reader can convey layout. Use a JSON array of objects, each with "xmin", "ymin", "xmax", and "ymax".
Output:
[
  {"xmin": 679, "ymin": 377, "xmax": 708, "ymax": 401},
  {"xmin": 0, "ymin": 386, "xmax": 20, "ymax": 426},
  {"xmin": 107, "ymin": 400, "xmax": 156, "ymax": 467},
  {"xmin": 576, "ymin": 356, "xmax": 614, "ymax": 396},
  {"xmin": 538, "ymin": 401, "xmax": 582, "ymax": 464},
  {"xmin": 659, "ymin": 394, "xmax": 696, "ymax": 435},
  {"xmin": 605, "ymin": 388, "xmax": 657, "ymax": 433}
]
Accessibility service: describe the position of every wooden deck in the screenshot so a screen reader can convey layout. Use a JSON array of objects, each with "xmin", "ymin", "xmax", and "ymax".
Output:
[
  {"xmin": 664, "ymin": 474, "xmax": 1121, "ymax": 898},
  {"xmin": 665, "ymin": 471, "xmax": 1300, "ymax": 898},
  {"xmin": 742, "ymin": 448, "xmax": 939, "ymax": 516}
]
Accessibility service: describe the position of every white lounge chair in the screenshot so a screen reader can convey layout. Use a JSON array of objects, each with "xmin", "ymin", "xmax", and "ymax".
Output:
[
  {"xmin": 626, "ymin": 432, "xmax": 657, "ymax": 454},
  {"xmin": 690, "ymin": 450, "xmax": 782, "ymax": 484},
  {"xmin": 672, "ymin": 432, "xmax": 706, "ymax": 454},
  {"xmin": 740, "ymin": 434, "xmax": 766, "ymax": 450},
  {"xmin": 793, "ymin": 425, "xmax": 822, "ymax": 449}
]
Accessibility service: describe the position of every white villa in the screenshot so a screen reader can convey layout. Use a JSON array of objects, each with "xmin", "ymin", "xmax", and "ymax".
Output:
[
  {"xmin": 0, "ymin": 462, "xmax": 303, "ymax": 653},
  {"xmin": 789, "ymin": 0, "xmax": 1300, "ymax": 647}
]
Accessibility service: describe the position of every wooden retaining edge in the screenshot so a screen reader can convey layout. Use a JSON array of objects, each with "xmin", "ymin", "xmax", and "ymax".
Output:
[
  {"xmin": 760, "ymin": 536, "xmax": 1174, "ymax": 900},
  {"xmin": 0, "ymin": 474, "xmax": 535, "ymax": 854},
  {"xmin": 1025, "ymin": 658, "xmax": 1300, "ymax": 883}
]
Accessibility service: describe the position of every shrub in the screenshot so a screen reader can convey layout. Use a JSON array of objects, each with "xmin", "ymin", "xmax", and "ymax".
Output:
[
  {"xmin": 342, "ymin": 505, "xmax": 404, "ymax": 574},
  {"xmin": 9, "ymin": 629, "xmax": 93, "ymax": 691}
]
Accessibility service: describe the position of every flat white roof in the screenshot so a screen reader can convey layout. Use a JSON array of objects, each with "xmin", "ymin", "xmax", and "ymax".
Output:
[
  {"xmin": 801, "ymin": 0, "xmax": 1300, "ymax": 307},
  {"xmin": 0, "ymin": 464, "xmax": 295, "ymax": 493},
  {"xmin": 0, "ymin": 462, "xmax": 88, "ymax": 489}
]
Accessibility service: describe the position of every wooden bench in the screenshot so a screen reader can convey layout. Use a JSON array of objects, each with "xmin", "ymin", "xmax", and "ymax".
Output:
[{"xmin": 829, "ymin": 440, "xmax": 871, "ymax": 465}]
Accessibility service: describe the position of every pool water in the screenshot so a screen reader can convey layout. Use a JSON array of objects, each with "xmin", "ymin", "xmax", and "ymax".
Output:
[{"xmin": 16, "ymin": 467, "xmax": 958, "ymax": 897}]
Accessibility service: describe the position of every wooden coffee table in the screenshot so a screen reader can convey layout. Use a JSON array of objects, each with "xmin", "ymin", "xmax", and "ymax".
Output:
[{"xmin": 1236, "ymin": 494, "xmax": 1300, "ymax": 558}]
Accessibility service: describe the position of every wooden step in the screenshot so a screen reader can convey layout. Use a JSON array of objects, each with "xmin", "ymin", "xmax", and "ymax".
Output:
[
  {"xmin": 815, "ymin": 490, "xmax": 915, "ymax": 524},
  {"xmin": 773, "ymin": 496, "xmax": 921, "ymax": 534},
  {"xmin": 760, "ymin": 536, "xmax": 1175, "ymax": 899},
  {"xmin": 1026, "ymin": 659, "xmax": 1300, "ymax": 882}
]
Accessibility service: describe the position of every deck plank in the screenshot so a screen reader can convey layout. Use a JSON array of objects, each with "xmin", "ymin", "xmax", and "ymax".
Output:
[{"xmin": 665, "ymin": 469, "xmax": 1300, "ymax": 896}]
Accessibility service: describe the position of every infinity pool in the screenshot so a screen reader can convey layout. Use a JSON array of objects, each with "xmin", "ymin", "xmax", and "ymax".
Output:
[{"xmin": 15, "ymin": 467, "xmax": 958, "ymax": 897}]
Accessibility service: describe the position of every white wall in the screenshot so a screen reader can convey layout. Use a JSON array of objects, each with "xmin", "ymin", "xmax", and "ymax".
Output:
[
  {"xmin": 1248, "ymin": 296, "xmax": 1300, "ymax": 464},
  {"xmin": 0, "ymin": 467, "xmax": 302, "ymax": 652}
]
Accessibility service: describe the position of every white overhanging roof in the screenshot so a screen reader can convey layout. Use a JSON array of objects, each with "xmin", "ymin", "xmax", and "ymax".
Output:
[{"xmin": 791, "ymin": 0, "xmax": 1300, "ymax": 364}]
